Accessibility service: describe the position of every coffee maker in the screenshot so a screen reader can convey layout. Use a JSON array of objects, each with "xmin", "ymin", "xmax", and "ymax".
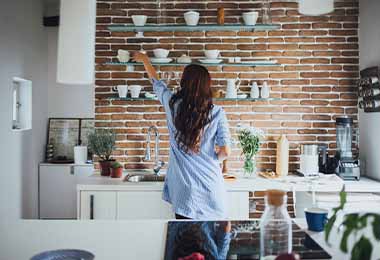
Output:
[{"xmin": 334, "ymin": 116, "xmax": 360, "ymax": 180}]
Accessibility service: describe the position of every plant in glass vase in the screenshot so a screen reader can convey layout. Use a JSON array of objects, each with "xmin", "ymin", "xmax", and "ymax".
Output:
[{"xmin": 237, "ymin": 125, "xmax": 264, "ymax": 177}]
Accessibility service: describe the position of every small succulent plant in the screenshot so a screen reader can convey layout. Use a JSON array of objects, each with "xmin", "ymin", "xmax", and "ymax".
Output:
[{"xmin": 111, "ymin": 161, "xmax": 123, "ymax": 169}]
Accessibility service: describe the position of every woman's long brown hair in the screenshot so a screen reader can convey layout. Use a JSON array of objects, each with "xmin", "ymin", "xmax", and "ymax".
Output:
[{"xmin": 169, "ymin": 64, "xmax": 214, "ymax": 154}]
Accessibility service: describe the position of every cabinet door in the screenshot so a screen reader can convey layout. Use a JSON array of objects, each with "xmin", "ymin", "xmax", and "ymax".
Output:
[
  {"xmin": 226, "ymin": 192, "xmax": 249, "ymax": 219},
  {"xmin": 117, "ymin": 191, "xmax": 173, "ymax": 219},
  {"xmin": 79, "ymin": 191, "xmax": 117, "ymax": 220},
  {"xmin": 39, "ymin": 165, "xmax": 76, "ymax": 219}
]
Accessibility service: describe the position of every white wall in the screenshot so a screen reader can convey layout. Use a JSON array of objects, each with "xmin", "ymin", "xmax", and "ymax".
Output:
[
  {"xmin": 0, "ymin": 0, "xmax": 48, "ymax": 219},
  {"xmin": 359, "ymin": 0, "xmax": 380, "ymax": 181},
  {"xmin": 47, "ymin": 27, "xmax": 94, "ymax": 118}
]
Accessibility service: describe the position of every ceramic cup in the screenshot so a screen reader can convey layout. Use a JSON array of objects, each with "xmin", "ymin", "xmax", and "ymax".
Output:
[
  {"xmin": 129, "ymin": 85, "xmax": 142, "ymax": 98},
  {"xmin": 305, "ymin": 207, "xmax": 329, "ymax": 232},
  {"xmin": 242, "ymin": 11, "xmax": 259, "ymax": 26},
  {"xmin": 184, "ymin": 11, "xmax": 200, "ymax": 26},
  {"xmin": 153, "ymin": 48, "xmax": 170, "ymax": 58},
  {"xmin": 117, "ymin": 50, "xmax": 130, "ymax": 63},
  {"xmin": 204, "ymin": 50, "xmax": 220, "ymax": 60},
  {"xmin": 116, "ymin": 85, "xmax": 128, "ymax": 98},
  {"xmin": 131, "ymin": 15, "xmax": 147, "ymax": 26}
]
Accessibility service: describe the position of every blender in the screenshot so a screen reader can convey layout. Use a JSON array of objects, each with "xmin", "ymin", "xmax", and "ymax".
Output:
[{"xmin": 335, "ymin": 116, "xmax": 360, "ymax": 180}]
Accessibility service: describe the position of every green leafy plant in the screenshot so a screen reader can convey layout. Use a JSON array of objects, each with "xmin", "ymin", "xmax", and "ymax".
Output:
[
  {"xmin": 237, "ymin": 126, "xmax": 264, "ymax": 175},
  {"xmin": 111, "ymin": 161, "xmax": 123, "ymax": 169},
  {"xmin": 87, "ymin": 129, "xmax": 116, "ymax": 161},
  {"xmin": 325, "ymin": 189, "xmax": 380, "ymax": 260}
]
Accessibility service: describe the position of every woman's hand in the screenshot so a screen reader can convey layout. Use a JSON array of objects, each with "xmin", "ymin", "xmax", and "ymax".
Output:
[{"xmin": 132, "ymin": 51, "xmax": 149, "ymax": 63}]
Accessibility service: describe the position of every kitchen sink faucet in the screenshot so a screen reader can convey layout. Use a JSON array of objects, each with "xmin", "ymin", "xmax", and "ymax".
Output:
[{"xmin": 144, "ymin": 126, "xmax": 165, "ymax": 175}]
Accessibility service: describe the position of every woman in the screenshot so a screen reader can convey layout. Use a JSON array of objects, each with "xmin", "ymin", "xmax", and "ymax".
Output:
[{"xmin": 133, "ymin": 52, "xmax": 231, "ymax": 220}]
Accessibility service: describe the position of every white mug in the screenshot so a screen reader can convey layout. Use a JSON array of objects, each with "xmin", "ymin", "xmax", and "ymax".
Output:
[
  {"xmin": 117, "ymin": 85, "xmax": 128, "ymax": 98},
  {"xmin": 129, "ymin": 85, "xmax": 142, "ymax": 98},
  {"xmin": 117, "ymin": 50, "xmax": 130, "ymax": 63}
]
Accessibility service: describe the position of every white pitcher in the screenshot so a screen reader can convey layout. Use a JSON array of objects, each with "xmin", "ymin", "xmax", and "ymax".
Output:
[{"xmin": 225, "ymin": 79, "xmax": 240, "ymax": 98}]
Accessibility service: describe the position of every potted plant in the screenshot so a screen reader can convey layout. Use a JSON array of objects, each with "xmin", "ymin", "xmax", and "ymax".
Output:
[
  {"xmin": 325, "ymin": 189, "xmax": 380, "ymax": 260},
  {"xmin": 110, "ymin": 161, "xmax": 123, "ymax": 178},
  {"xmin": 87, "ymin": 129, "xmax": 116, "ymax": 176},
  {"xmin": 237, "ymin": 125, "xmax": 264, "ymax": 177}
]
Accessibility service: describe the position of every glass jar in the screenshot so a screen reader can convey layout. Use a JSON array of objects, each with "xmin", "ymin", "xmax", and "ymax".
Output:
[{"xmin": 260, "ymin": 190, "xmax": 292, "ymax": 260}]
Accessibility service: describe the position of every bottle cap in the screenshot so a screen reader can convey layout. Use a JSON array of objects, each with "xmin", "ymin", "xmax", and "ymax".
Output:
[{"xmin": 266, "ymin": 189, "xmax": 286, "ymax": 206}]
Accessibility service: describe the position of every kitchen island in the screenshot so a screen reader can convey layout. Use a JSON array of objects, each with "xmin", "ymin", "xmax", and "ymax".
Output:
[
  {"xmin": 3, "ymin": 217, "xmax": 379, "ymax": 260},
  {"xmin": 77, "ymin": 173, "xmax": 380, "ymax": 220}
]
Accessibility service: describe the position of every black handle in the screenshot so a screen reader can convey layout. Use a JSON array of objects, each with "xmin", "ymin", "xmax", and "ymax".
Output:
[{"xmin": 90, "ymin": 195, "xmax": 94, "ymax": 220}]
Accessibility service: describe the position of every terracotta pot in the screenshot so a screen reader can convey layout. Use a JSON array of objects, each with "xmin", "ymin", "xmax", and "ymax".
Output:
[
  {"xmin": 111, "ymin": 167, "xmax": 123, "ymax": 178},
  {"xmin": 99, "ymin": 160, "xmax": 113, "ymax": 176}
]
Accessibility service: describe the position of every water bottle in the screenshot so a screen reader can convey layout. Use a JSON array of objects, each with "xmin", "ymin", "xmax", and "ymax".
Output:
[{"xmin": 260, "ymin": 190, "xmax": 292, "ymax": 260}]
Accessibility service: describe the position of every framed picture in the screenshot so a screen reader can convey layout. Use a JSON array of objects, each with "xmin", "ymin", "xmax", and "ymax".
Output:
[{"xmin": 47, "ymin": 118, "xmax": 80, "ymax": 162}]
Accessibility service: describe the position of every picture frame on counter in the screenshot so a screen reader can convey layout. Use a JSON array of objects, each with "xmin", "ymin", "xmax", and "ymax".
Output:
[{"xmin": 46, "ymin": 118, "xmax": 94, "ymax": 163}]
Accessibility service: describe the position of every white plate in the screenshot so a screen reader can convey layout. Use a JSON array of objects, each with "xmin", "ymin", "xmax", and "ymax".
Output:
[
  {"xmin": 150, "ymin": 58, "xmax": 173, "ymax": 63},
  {"xmin": 199, "ymin": 59, "xmax": 223, "ymax": 64}
]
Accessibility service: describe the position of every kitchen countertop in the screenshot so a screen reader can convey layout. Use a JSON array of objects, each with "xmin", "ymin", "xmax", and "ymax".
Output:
[{"xmin": 77, "ymin": 173, "xmax": 380, "ymax": 193}]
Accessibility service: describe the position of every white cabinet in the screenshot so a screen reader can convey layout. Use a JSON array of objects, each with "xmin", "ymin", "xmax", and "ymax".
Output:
[
  {"xmin": 117, "ymin": 191, "xmax": 173, "ymax": 219},
  {"xmin": 79, "ymin": 191, "xmax": 117, "ymax": 220},
  {"xmin": 78, "ymin": 190, "xmax": 249, "ymax": 220},
  {"xmin": 39, "ymin": 164, "xmax": 93, "ymax": 219},
  {"xmin": 226, "ymin": 192, "xmax": 250, "ymax": 219}
]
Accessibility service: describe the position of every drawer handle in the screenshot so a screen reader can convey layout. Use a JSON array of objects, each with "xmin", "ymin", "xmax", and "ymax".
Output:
[
  {"xmin": 70, "ymin": 166, "xmax": 74, "ymax": 175},
  {"xmin": 90, "ymin": 195, "xmax": 94, "ymax": 220}
]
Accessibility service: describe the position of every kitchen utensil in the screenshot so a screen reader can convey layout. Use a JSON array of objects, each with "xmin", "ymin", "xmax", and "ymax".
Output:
[
  {"xmin": 153, "ymin": 48, "xmax": 170, "ymax": 58},
  {"xmin": 74, "ymin": 145, "xmax": 88, "ymax": 165},
  {"xmin": 250, "ymin": 81, "xmax": 260, "ymax": 98},
  {"xmin": 177, "ymin": 54, "xmax": 192, "ymax": 64},
  {"xmin": 116, "ymin": 85, "xmax": 128, "ymax": 98},
  {"xmin": 217, "ymin": 8, "xmax": 225, "ymax": 25},
  {"xmin": 242, "ymin": 11, "xmax": 259, "ymax": 25},
  {"xmin": 131, "ymin": 15, "xmax": 147, "ymax": 26},
  {"xmin": 204, "ymin": 50, "xmax": 220, "ymax": 59},
  {"xmin": 150, "ymin": 57, "xmax": 173, "ymax": 63},
  {"xmin": 299, "ymin": 144, "xmax": 319, "ymax": 177},
  {"xmin": 261, "ymin": 81, "xmax": 270, "ymax": 98},
  {"xmin": 184, "ymin": 11, "xmax": 200, "ymax": 26},
  {"xmin": 199, "ymin": 59, "xmax": 222, "ymax": 64},
  {"xmin": 117, "ymin": 50, "xmax": 130, "ymax": 63},
  {"xmin": 225, "ymin": 79, "xmax": 241, "ymax": 98},
  {"xmin": 305, "ymin": 207, "xmax": 328, "ymax": 232},
  {"xmin": 129, "ymin": 85, "xmax": 142, "ymax": 98},
  {"xmin": 334, "ymin": 116, "xmax": 360, "ymax": 180}
]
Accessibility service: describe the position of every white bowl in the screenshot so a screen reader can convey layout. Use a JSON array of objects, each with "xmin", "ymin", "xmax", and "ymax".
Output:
[
  {"xmin": 153, "ymin": 48, "xmax": 170, "ymax": 58},
  {"xmin": 242, "ymin": 11, "xmax": 259, "ymax": 26},
  {"xmin": 131, "ymin": 15, "xmax": 148, "ymax": 26},
  {"xmin": 204, "ymin": 50, "xmax": 220, "ymax": 60},
  {"xmin": 184, "ymin": 11, "xmax": 200, "ymax": 26}
]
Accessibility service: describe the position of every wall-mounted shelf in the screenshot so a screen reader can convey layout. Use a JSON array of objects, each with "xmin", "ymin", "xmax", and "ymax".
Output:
[
  {"xmin": 100, "ymin": 96, "xmax": 281, "ymax": 102},
  {"xmin": 107, "ymin": 24, "xmax": 280, "ymax": 32},
  {"xmin": 105, "ymin": 61, "xmax": 279, "ymax": 67}
]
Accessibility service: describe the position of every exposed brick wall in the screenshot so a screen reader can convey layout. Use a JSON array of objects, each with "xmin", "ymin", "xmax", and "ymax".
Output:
[{"xmin": 94, "ymin": 0, "xmax": 359, "ymax": 174}]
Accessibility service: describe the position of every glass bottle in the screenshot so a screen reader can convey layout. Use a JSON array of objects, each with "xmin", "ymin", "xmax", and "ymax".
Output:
[
  {"xmin": 260, "ymin": 190, "xmax": 292, "ymax": 260},
  {"xmin": 262, "ymin": 0, "xmax": 272, "ymax": 24}
]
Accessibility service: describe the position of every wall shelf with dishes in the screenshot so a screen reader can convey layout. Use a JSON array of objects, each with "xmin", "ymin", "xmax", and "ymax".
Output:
[
  {"xmin": 98, "ymin": 96, "xmax": 281, "ymax": 102},
  {"xmin": 107, "ymin": 24, "xmax": 280, "ymax": 33},
  {"xmin": 105, "ymin": 60, "xmax": 279, "ymax": 67}
]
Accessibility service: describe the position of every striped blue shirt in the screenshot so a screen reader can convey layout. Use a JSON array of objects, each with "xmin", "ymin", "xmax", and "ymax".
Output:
[{"xmin": 153, "ymin": 79, "xmax": 231, "ymax": 219}]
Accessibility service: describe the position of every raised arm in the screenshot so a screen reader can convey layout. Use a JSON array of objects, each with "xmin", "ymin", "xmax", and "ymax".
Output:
[{"xmin": 132, "ymin": 52, "xmax": 159, "ymax": 81}]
